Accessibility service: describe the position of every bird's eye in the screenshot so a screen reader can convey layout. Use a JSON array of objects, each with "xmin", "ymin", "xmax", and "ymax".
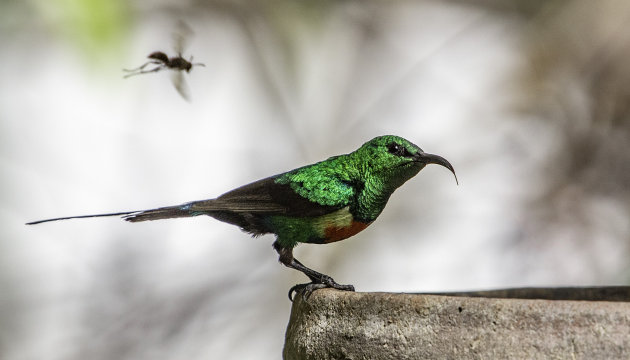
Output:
[{"xmin": 387, "ymin": 143, "xmax": 407, "ymax": 156}]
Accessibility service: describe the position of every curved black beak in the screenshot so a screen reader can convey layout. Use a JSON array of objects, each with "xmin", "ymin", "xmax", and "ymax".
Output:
[{"xmin": 415, "ymin": 152, "xmax": 459, "ymax": 185}]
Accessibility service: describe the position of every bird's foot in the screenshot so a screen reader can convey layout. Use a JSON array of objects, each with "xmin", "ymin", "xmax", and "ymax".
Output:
[{"xmin": 288, "ymin": 275, "xmax": 354, "ymax": 301}]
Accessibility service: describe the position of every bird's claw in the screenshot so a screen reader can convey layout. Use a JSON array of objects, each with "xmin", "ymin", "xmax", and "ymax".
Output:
[
  {"xmin": 288, "ymin": 277, "xmax": 355, "ymax": 301},
  {"xmin": 288, "ymin": 283, "xmax": 326, "ymax": 301}
]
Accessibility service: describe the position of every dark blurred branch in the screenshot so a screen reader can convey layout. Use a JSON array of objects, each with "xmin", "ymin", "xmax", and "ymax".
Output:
[
  {"xmin": 444, "ymin": 0, "xmax": 569, "ymax": 18},
  {"xmin": 515, "ymin": 1, "xmax": 630, "ymax": 254}
]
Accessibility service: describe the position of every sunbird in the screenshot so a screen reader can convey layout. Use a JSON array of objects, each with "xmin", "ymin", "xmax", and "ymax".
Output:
[{"xmin": 27, "ymin": 135, "xmax": 457, "ymax": 300}]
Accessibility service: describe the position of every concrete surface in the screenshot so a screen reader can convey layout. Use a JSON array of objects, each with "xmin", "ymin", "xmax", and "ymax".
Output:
[{"xmin": 283, "ymin": 287, "xmax": 630, "ymax": 359}]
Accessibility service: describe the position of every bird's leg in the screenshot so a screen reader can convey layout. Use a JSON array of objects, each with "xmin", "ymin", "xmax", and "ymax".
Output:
[{"xmin": 273, "ymin": 241, "xmax": 354, "ymax": 301}]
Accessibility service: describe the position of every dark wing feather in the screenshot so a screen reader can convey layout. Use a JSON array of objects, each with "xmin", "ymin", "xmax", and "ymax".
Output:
[{"xmin": 189, "ymin": 176, "xmax": 342, "ymax": 217}]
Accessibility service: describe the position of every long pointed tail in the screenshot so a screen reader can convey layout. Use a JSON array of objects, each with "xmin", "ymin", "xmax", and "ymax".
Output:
[
  {"xmin": 123, "ymin": 205, "xmax": 192, "ymax": 222},
  {"xmin": 26, "ymin": 205, "xmax": 195, "ymax": 225}
]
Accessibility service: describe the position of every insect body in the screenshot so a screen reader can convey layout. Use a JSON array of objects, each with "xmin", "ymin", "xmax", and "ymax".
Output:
[
  {"xmin": 123, "ymin": 21, "xmax": 204, "ymax": 100},
  {"xmin": 123, "ymin": 51, "xmax": 204, "ymax": 77}
]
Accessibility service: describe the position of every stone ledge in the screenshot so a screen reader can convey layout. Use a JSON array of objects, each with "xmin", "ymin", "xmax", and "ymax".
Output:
[{"xmin": 283, "ymin": 287, "xmax": 630, "ymax": 360}]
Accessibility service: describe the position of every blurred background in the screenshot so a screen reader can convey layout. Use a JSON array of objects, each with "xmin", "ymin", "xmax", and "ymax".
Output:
[{"xmin": 2, "ymin": 0, "xmax": 630, "ymax": 358}]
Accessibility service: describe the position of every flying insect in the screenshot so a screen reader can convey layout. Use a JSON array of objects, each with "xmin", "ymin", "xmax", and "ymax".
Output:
[{"xmin": 123, "ymin": 21, "xmax": 204, "ymax": 100}]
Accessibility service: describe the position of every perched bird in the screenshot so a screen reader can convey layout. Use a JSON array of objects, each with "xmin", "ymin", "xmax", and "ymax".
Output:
[{"xmin": 27, "ymin": 135, "xmax": 457, "ymax": 300}]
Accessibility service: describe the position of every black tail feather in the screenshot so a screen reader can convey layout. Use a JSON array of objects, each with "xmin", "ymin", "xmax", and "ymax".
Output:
[
  {"xmin": 26, "ymin": 211, "xmax": 138, "ymax": 225},
  {"xmin": 26, "ymin": 205, "xmax": 193, "ymax": 225},
  {"xmin": 122, "ymin": 206, "xmax": 192, "ymax": 222}
]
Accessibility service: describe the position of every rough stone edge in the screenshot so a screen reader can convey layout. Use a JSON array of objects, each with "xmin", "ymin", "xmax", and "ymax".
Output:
[{"xmin": 284, "ymin": 287, "xmax": 630, "ymax": 360}]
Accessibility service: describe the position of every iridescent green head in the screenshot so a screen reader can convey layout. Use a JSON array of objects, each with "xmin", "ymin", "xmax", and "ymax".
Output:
[{"xmin": 354, "ymin": 135, "xmax": 458, "ymax": 190}]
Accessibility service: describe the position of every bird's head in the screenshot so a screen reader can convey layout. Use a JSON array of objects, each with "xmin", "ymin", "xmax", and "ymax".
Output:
[{"xmin": 355, "ymin": 135, "xmax": 458, "ymax": 189}]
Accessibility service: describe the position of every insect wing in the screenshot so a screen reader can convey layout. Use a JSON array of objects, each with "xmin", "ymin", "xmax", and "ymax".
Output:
[
  {"xmin": 173, "ymin": 20, "xmax": 193, "ymax": 55},
  {"xmin": 171, "ymin": 70, "xmax": 190, "ymax": 101}
]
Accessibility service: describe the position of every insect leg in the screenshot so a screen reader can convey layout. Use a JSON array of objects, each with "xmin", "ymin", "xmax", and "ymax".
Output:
[{"xmin": 123, "ymin": 64, "xmax": 166, "ymax": 78}]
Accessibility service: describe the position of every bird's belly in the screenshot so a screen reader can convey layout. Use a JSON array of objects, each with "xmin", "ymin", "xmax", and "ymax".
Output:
[
  {"xmin": 311, "ymin": 206, "xmax": 371, "ymax": 244},
  {"xmin": 323, "ymin": 220, "xmax": 370, "ymax": 243},
  {"xmin": 267, "ymin": 206, "xmax": 371, "ymax": 247}
]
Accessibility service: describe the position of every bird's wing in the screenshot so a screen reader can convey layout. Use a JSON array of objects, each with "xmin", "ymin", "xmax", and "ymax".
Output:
[{"xmin": 189, "ymin": 176, "xmax": 353, "ymax": 217}]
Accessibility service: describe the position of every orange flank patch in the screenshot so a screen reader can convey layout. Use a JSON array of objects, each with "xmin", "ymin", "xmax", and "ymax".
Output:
[{"xmin": 324, "ymin": 221, "xmax": 370, "ymax": 243}]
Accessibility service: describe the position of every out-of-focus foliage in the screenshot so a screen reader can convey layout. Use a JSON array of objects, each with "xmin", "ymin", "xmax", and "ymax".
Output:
[{"xmin": 32, "ymin": 0, "xmax": 131, "ymax": 61}]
